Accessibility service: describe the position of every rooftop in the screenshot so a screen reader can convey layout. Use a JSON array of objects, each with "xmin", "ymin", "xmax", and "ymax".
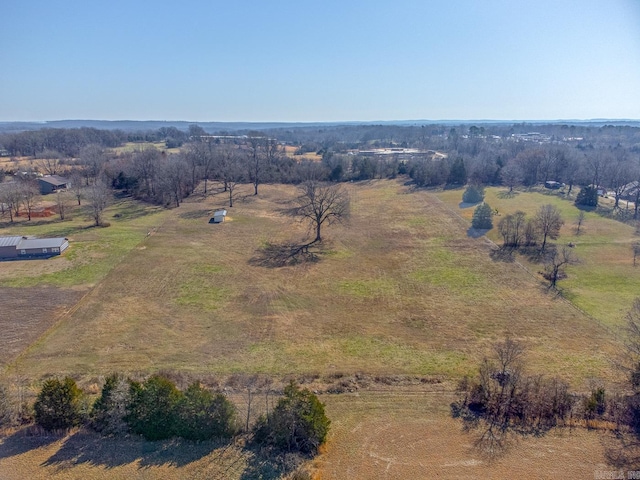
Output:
[{"xmin": 0, "ymin": 236, "xmax": 23, "ymax": 248}]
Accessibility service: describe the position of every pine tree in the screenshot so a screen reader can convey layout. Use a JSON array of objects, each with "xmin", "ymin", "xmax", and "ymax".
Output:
[{"xmin": 472, "ymin": 203, "xmax": 494, "ymax": 229}]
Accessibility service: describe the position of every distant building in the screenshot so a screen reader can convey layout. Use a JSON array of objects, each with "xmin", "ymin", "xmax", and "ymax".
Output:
[
  {"xmin": 544, "ymin": 181, "xmax": 564, "ymax": 189},
  {"xmin": 0, "ymin": 236, "xmax": 69, "ymax": 259},
  {"xmin": 38, "ymin": 175, "xmax": 70, "ymax": 195},
  {"xmin": 210, "ymin": 209, "xmax": 227, "ymax": 223}
]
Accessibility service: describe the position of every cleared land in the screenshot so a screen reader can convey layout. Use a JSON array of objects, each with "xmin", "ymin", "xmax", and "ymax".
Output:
[
  {"xmin": 0, "ymin": 387, "xmax": 613, "ymax": 480},
  {"xmin": 437, "ymin": 186, "xmax": 640, "ymax": 328},
  {"xmin": 0, "ymin": 180, "xmax": 631, "ymax": 478},
  {"xmin": 0, "ymin": 287, "xmax": 84, "ymax": 366},
  {"xmin": 5, "ymin": 181, "xmax": 618, "ymax": 384}
]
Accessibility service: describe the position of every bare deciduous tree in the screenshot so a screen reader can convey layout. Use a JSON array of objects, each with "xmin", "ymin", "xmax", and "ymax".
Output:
[
  {"xmin": 542, "ymin": 246, "xmax": 576, "ymax": 289},
  {"xmin": 575, "ymin": 211, "xmax": 586, "ymax": 235},
  {"xmin": 293, "ymin": 181, "xmax": 350, "ymax": 244},
  {"xmin": 20, "ymin": 181, "xmax": 39, "ymax": 221},
  {"xmin": 0, "ymin": 183, "xmax": 21, "ymax": 222},
  {"xmin": 86, "ymin": 181, "xmax": 110, "ymax": 226},
  {"xmin": 56, "ymin": 190, "xmax": 66, "ymax": 220},
  {"xmin": 535, "ymin": 204, "xmax": 564, "ymax": 252},
  {"xmin": 70, "ymin": 171, "xmax": 84, "ymax": 205},
  {"xmin": 36, "ymin": 149, "xmax": 63, "ymax": 175}
]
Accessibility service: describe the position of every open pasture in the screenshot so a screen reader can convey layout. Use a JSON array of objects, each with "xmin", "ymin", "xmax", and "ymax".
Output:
[
  {"xmin": 437, "ymin": 187, "xmax": 640, "ymax": 327},
  {"xmin": 5, "ymin": 181, "xmax": 618, "ymax": 387},
  {"xmin": 0, "ymin": 386, "xmax": 612, "ymax": 480},
  {"xmin": 0, "ymin": 180, "xmax": 631, "ymax": 479}
]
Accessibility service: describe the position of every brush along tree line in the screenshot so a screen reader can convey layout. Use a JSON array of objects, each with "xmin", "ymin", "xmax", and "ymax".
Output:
[
  {"xmin": 17, "ymin": 375, "xmax": 329, "ymax": 454},
  {"xmin": 451, "ymin": 317, "xmax": 640, "ymax": 455}
]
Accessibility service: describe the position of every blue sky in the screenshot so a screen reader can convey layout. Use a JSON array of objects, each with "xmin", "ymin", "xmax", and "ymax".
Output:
[{"xmin": 1, "ymin": 0, "xmax": 639, "ymax": 122}]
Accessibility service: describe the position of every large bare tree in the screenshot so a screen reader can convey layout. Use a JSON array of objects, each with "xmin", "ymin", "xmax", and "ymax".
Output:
[
  {"xmin": 86, "ymin": 181, "xmax": 110, "ymax": 226},
  {"xmin": 535, "ymin": 204, "xmax": 564, "ymax": 252},
  {"xmin": 293, "ymin": 181, "xmax": 350, "ymax": 243}
]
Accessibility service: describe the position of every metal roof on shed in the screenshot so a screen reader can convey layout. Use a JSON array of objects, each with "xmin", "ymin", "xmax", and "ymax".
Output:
[
  {"xmin": 0, "ymin": 236, "xmax": 23, "ymax": 248},
  {"xmin": 39, "ymin": 175, "xmax": 69, "ymax": 186},
  {"xmin": 213, "ymin": 209, "xmax": 227, "ymax": 216},
  {"xmin": 18, "ymin": 238, "xmax": 68, "ymax": 250}
]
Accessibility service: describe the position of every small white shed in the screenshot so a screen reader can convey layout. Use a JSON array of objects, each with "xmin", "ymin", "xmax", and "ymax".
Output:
[{"xmin": 211, "ymin": 209, "xmax": 227, "ymax": 223}]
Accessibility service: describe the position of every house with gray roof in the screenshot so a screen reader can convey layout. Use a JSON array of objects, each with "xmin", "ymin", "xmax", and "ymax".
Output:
[
  {"xmin": 38, "ymin": 175, "xmax": 70, "ymax": 195},
  {"xmin": 0, "ymin": 236, "xmax": 69, "ymax": 259}
]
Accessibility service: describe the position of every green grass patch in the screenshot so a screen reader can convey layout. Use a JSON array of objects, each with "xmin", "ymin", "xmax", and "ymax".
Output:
[
  {"xmin": 0, "ymin": 198, "xmax": 167, "ymax": 288},
  {"xmin": 335, "ymin": 278, "xmax": 397, "ymax": 298}
]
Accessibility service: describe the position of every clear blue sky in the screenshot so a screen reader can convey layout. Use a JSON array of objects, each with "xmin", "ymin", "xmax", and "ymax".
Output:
[{"xmin": 1, "ymin": 0, "xmax": 639, "ymax": 122}]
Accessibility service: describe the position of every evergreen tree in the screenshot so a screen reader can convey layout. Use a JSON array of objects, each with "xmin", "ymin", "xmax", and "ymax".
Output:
[
  {"xmin": 176, "ymin": 383, "xmax": 238, "ymax": 441},
  {"xmin": 125, "ymin": 375, "xmax": 182, "ymax": 441},
  {"xmin": 472, "ymin": 203, "xmax": 494, "ymax": 229},
  {"xmin": 462, "ymin": 185, "xmax": 485, "ymax": 204},
  {"xmin": 34, "ymin": 377, "xmax": 84, "ymax": 431},
  {"xmin": 254, "ymin": 381, "xmax": 330, "ymax": 455},
  {"xmin": 91, "ymin": 374, "xmax": 131, "ymax": 435},
  {"xmin": 575, "ymin": 185, "xmax": 598, "ymax": 207},
  {"xmin": 447, "ymin": 157, "xmax": 467, "ymax": 185}
]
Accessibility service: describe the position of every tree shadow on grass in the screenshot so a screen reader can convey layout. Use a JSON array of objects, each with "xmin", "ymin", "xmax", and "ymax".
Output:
[
  {"xmin": 0, "ymin": 426, "xmax": 63, "ymax": 460},
  {"xmin": 467, "ymin": 227, "xmax": 489, "ymax": 238},
  {"xmin": 39, "ymin": 429, "xmax": 242, "ymax": 470},
  {"xmin": 459, "ymin": 201, "xmax": 481, "ymax": 209},
  {"xmin": 249, "ymin": 241, "xmax": 323, "ymax": 268},
  {"xmin": 1, "ymin": 426, "xmax": 303, "ymax": 478},
  {"xmin": 178, "ymin": 209, "xmax": 211, "ymax": 220},
  {"xmin": 497, "ymin": 190, "xmax": 519, "ymax": 199},
  {"xmin": 489, "ymin": 247, "xmax": 515, "ymax": 263}
]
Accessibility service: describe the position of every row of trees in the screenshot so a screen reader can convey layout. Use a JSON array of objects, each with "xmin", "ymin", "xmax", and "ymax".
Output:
[
  {"xmin": 26, "ymin": 374, "xmax": 329, "ymax": 454},
  {"xmin": 451, "ymin": 335, "xmax": 640, "ymax": 454},
  {"xmin": 497, "ymin": 204, "xmax": 564, "ymax": 252}
]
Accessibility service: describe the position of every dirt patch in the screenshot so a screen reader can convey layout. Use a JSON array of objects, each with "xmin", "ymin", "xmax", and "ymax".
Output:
[{"xmin": 0, "ymin": 287, "xmax": 84, "ymax": 366}]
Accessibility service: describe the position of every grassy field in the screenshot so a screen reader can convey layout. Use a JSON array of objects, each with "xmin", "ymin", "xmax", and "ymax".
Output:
[
  {"xmin": 437, "ymin": 186, "xmax": 640, "ymax": 328},
  {"xmin": 0, "ymin": 180, "xmax": 631, "ymax": 478},
  {"xmin": 0, "ymin": 194, "xmax": 168, "ymax": 370},
  {"xmin": 4, "ymin": 181, "xmax": 618, "ymax": 384},
  {"xmin": 0, "ymin": 387, "xmax": 614, "ymax": 480},
  {"xmin": 110, "ymin": 141, "xmax": 181, "ymax": 155}
]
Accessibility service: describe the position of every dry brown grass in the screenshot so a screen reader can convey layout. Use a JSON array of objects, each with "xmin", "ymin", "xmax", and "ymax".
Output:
[
  {"xmin": 316, "ymin": 388, "xmax": 610, "ymax": 480},
  {"xmin": 0, "ymin": 387, "xmax": 614, "ymax": 480},
  {"xmin": 0, "ymin": 180, "xmax": 629, "ymax": 478},
  {"xmin": 0, "ymin": 287, "xmax": 84, "ymax": 366},
  {"xmin": 6, "ymin": 181, "xmax": 618, "ymax": 387}
]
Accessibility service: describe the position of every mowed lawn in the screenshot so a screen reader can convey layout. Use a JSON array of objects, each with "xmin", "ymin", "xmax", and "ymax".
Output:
[
  {"xmin": 437, "ymin": 187, "xmax": 640, "ymax": 328},
  {"xmin": 7, "ymin": 181, "xmax": 618, "ymax": 386}
]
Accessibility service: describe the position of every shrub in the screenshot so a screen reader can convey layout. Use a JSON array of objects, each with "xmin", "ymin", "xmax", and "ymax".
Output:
[
  {"xmin": 126, "ymin": 375, "xmax": 182, "ymax": 441},
  {"xmin": 462, "ymin": 185, "xmax": 485, "ymax": 204},
  {"xmin": 472, "ymin": 203, "xmax": 493, "ymax": 229},
  {"xmin": 575, "ymin": 185, "xmax": 598, "ymax": 207},
  {"xmin": 34, "ymin": 377, "xmax": 84, "ymax": 431},
  {"xmin": 0, "ymin": 384, "xmax": 12, "ymax": 427},
  {"xmin": 176, "ymin": 383, "xmax": 238, "ymax": 441},
  {"xmin": 91, "ymin": 374, "xmax": 131, "ymax": 435},
  {"xmin": 254, "ymin": 381, "xmax": 330, "ymax": 455}
]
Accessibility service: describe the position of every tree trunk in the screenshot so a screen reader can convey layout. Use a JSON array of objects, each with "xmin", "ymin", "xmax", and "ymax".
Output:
[{"xmin": 315, "ymin": 222, "xmax": 322, "ymax": 243}]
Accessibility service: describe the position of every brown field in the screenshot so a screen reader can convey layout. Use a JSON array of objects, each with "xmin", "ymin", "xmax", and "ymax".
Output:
[
  {"xmin": 283, "ymin": 145, "xmax": 322, "ymax": 162},
  {"xmin": 0, "ymin": 179, "xmax": 632, "ymax": 478},
  {"xmin": 5, "ymin": 181, "xmax": 618, "ymax": 385},
  {"xmin": 0, "ymin": 287, "xmax": 84, "ymax": 366},
  {"xmin": 0, "ymin": 387, "xmax": 615, "ymax": 480}
]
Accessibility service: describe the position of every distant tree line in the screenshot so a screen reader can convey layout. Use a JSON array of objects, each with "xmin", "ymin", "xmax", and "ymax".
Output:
[{"xmin": 2, "ymin": 123, "xmax": 640, "ymax": 220}]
